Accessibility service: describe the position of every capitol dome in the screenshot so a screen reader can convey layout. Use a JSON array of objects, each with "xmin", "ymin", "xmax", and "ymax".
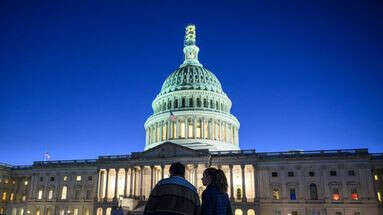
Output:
[{"xmin": 144, "ymin": 25, "xmax": 240, "ymax": 151}]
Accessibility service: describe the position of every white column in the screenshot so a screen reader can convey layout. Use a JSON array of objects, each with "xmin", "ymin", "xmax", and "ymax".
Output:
[
  {"xmin": 124, "ymin": 168, "xmax": 128, "ymax": 197},
  {"xmin": 114, "ymin": 169, "xmax": 118, "ymax": 199},
  {"xmin": 229, "ymin": 165, "xmax": 234, "ymax": 200},
  {"xmin": 241, "ymin": 165, "xmax": 247, "ymax": 202},
  {"xmin": 104, "ymin": 169, "xmax": 109, "ymax": 201},
  {"xmin": 150, "ymin": 166, "xmax": 154, "ymax": 191}
]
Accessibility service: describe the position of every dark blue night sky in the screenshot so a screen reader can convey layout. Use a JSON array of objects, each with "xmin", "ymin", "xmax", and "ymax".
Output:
[{"xmin": 1, "ymin": 0, "xmax": 382, "ymax": 165}]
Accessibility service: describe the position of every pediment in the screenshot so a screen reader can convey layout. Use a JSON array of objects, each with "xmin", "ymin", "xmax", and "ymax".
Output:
[{"xmin": 132, "ymin": 142, "xmax": 210, "ymax": 159}]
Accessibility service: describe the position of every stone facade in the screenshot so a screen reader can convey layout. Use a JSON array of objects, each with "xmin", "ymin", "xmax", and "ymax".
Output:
[{"xmin": 1, "ymin": 145, "xmax": 383, "ymax": 215}]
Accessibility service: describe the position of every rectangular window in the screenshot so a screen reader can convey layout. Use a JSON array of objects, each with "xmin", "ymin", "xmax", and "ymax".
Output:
[
  {"xmin": 292, "ymin": 212, "xmax": 298, "ymax": 215},
  {"xmin": 86, "ymin": 190, "xmax": 92, "ymax": 199},
  {"xmin": 290, "ymin": 188, "xmax": 296, "ymax": 200},
  {"xmin": 22, "ymin": 195, "xmax": 26, "ymax": 201},
  {"xmin": 63, "ymin": 176, "xmax": 68, "ymax": 181},
  {"xmin": 39, "ymin": 177, "xmax": 44, "ymax": 182},
  {"xmin": 272, "ymin": 172, "xmax": 278, "ymax": 177},
  {"xmin": 274, "ymin": 210, "xmax": 281, "ymax": 215},
  {"xmin": 73, "ymin": 209, "xmax": 78, "ymax": 215},
  {"xmin": 374, "ymin": 175, "xmax": 379, "ymax": 181},
  {"xmin": 332, "ymin": 188, "xmax": 340, "ymax": 201},
  {"xmin": 50, "ymin": 177, "xmax": 55, "ymax": 181},
  {"xmin": 76, "ymin": 176, "xmax": 82, "ymax": 181},
  {"xmin": 288, "ymin": 171, "xmax": 294, "ymax": 177},
  {"xmin": 351, "ymin": 188, "xmax": 359, "ymax": 200},
  {"xmin": 272, "ymin": 189, "xmax": 280, "ymax": 200},
  {"xmin": 38, "ymin": 190, "xmax": 43, "ymax": 200},
  {"xmin": 74, "ymin": 190, "xmax": 80, "ymax": 200},
  {"xmin": 348, "ymin": 170, "xmax": 355, "ymax": 176},
  {"xmin": 330, "ymin": 171, "xmax": 337, "ymax": 176},
  {"xmin": 48, "ymin": 190, "xmax": 53, "ymax": 200},
  {"xmin": 61, "ymin": 186, "xmax": 67, "ymax": 200},
  {"xmin": 10, "ymin": 193, "xmax": 14, "ymax": 201},
  {"xmin": 88, "ymin": 176, "xmax": 92, "ymax": 181},
  {"xmin": 309, "ymin": 171, "xmax": 315, "ymax": 177},
  {"xmin": 377, "ymin": 192, "xmax": 382, "ymax": 202},
  {"xmin": 2, "ymin": 192, "xmax": 6, "ymax": 200},
  {"xmin": 354, "ymin": 212, "xmax": 360, "ymax": 215},
  {"xmin": 335, "ymin": 212, "xmax": 342, "ymax": 215},
  {"xmin": 24, "ymin": 180, "xmax": 28, "ymax": 185}
]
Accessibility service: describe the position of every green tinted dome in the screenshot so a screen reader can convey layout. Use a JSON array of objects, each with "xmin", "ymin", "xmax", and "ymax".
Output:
[{"xmin": 159, "ymin": 65, "xmax": 223, "ymax": 96}]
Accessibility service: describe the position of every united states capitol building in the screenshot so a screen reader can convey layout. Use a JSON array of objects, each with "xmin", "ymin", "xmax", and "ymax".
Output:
[{"xmin": 1, "ymin": 25, "xmax": 383, "ymax": 215}]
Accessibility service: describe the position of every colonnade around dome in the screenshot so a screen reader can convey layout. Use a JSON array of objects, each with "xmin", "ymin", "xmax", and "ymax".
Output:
[{"xmin": 145, "ymin": 116, "xmax": 239, "ymax": 148}]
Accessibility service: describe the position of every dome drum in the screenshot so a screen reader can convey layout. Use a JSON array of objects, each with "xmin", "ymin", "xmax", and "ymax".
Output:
[{"xmin": 152, "ymin": 90, "xmax": 232, "ymax": 114}]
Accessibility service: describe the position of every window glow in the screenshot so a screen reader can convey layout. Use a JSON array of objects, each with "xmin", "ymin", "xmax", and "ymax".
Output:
[
  {"xmin": 272, "ymin": 189, "xmax": 280, "ymax": 200},
  {"xmin": 180, "ymin": 121, "xmax": 185, "ymax": 138},
  {"xmin": 35, "ymin": 209, "xmax": 40, "ymax": 215},
  {"xmin": 196, "ymin": 120, "xmax": 201, "ymax": 138},
  {"xmin": 74, "ymin": 209, "xmax": 78, "ymax": 215},
  {"xmin": 63, "ymin": 176, "xmax": 68, "ymax": 181},
  {"xmin": 332, "ymin": 193, "xmax": 340, "ymax": 201},
  {"xmin": 378, "ymin": 192, "xmax": 382, "ymax": 202},
  {"xmin": 48, "ymin": 190, "xmax": 53, "ymax": 200},
  {"xmin": 24, "ymin": 180, "xmax": 28, "ymax": 185},
  {"xmin": 374, "ymin": 175, "xmax": 379, "ymax": 181},
  {"xmin": 2, "ymin": 192, "xmax": 7, "ymax": 200},
  {"xmin": 10, "ymin": 193, "xmax": 14, "ymax": 201},
  {"xmin": 76, "ymin": 176, "xmax": 81, "ymax": 181},
  {"xmin": 61, "ymin": 186, "xmax": 67, "ymax": 200},
  {"xmin": 188, "ymin": 121, "xmax": 193, "ymax": 138},
  {"xmin": 172, "ymin": 122, "xmax": 176, "ymax": 138},
  {"xmin": 38, "ymin": 190, "xmax": 43, "ymax": 200},
  {"xmin": 161, "ymin": 124, "xmax": 166, "ymax": 140}
]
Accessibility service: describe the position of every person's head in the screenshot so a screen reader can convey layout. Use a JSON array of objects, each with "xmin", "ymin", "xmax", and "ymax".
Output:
[
  {"xmin": 169, "ymin": 162, "xmax": 185, "ymax": 177},
  {"xmin": 202, "ymin": 167, "xmax": 217, "ymax": 186},
  {"xmin": 202, "ymin": 168, "xmax": 228, "ymax": 193}
]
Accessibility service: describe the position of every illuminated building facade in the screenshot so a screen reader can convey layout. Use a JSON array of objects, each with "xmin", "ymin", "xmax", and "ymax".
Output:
[{"xmin": 1, "ymin": 25, "xmax": 383, "ymax": 215}]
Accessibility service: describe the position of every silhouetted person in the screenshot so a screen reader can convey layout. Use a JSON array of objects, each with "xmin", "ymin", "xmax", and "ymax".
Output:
[
  {"xmin": 144, "ymin": 162, "xmax": 200, "ymax": 215},
  {"xmin": 201, "ymin": 168, "xmax": 232, "ymax": 215}
]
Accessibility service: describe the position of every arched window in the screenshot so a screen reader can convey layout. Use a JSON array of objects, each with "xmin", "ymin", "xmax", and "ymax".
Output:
[
  {"xmin": 168, "ymin": 101, "xmax": 172, "ymax": 109},
  {"xmin": 162, "ymin": 103, "xmax": 166, "ymax": 111},
  {"xmin": 180, "ymin": 121, "xmax": 185, "ymax": 138},
  {"xmin": 181, "ymin": 97, "xmax": 186, "ymax": 108},
  {"xmin": 174, "ymin": 99, "xmax": 178, "ymax": 108},
  {"xmin": 97, "ymin": 208, "xmax": 103, "ymax": 215},
  {"xmin": 247, "ymin": 209, "xmax": 255, "ymax": 215},
  {"xmin": 162, "ymin": 123, "xmax": 167, "ymax": 140},
  {"xmin": 106, "ymin": 208, "xmax": 112, "ymax": 215},
  {"xmin": 203, "ymin": 98, "xmax": 208, "ymax": 108},
  {"xmin": 188, "ymin": 120, "xmax": 194, "ymax": 138},
  {"xmin": 215, "ymin": 122, "xmax": 219, "ymax": 140},
  {"xmin": 234, "ymin": 209, "xmax": 243, "ymax": 215},
  {"xmin": 61, "ymin": 186, "xmax": 67, "ymax": 200},
  {"xmin": 236, "ymin": 188, "xmax": 242, "ymax": 199},
  {"xmin": 2, "ymin": 192, "xmax": 7, "ymax": 200},
  {"xmin": 221, "ymin": 103, "xmax": 224, "ymax": 111},
  {"xmin": 272, "ymin": 189, "xmax": 280, "ymax": 200},
  {"xmin": 196, "ymin": 120, "xmax": 201, "ymax": 138},
  {"xmin": 189, "ymin": 98, "xmax": 193, "ymax": 107},
  {"xmin": 197, "ymin": 98, "xmax": 201, "ymax": 107},
  {"xmin": 38, "ymin": 190, "xmax": 43, "ymax": 200},
  {"xmin": 309, "ymin": 184, "xmax": 318, "ymax": 200},
  {"xmin": 210, "ymin": 100, "xmax": 213, "ymax": 108}
]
